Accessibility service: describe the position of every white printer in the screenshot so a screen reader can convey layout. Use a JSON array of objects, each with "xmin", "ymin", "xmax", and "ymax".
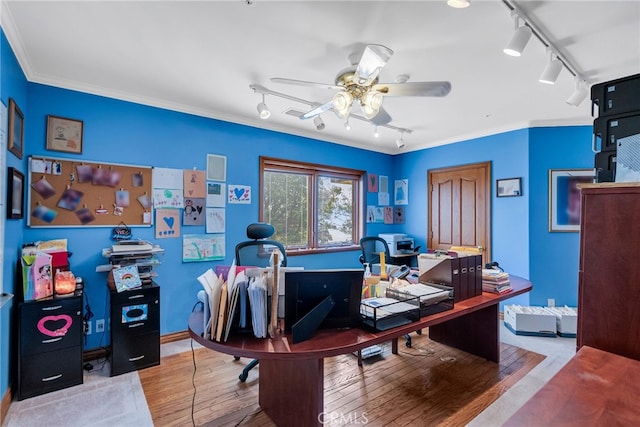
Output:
[{"xmin": 379, "ymin": 233, "xmax": 416, "ymax": 257}]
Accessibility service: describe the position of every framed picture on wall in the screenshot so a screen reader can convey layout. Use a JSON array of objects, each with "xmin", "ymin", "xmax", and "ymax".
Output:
[
  {"xmin": 46, "ymin": 115, "xmax": 84, "ymax": 154},
  {"xmin": 7, "ymin": 167, "xmax": 24, "ymax": 219},
  {"xmin": 496, "ymin": 177, "xmax": 522, "ymax": 197},
  {"xmin": 8, "ymin": 98, "xmax": 24, "ymax": 159},
  {"xmin": 548, "ymin": 169, "xmax": 595, "ymax": 232}
]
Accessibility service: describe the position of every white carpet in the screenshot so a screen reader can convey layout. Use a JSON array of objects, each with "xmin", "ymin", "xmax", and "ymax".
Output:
[{"xmin": 3, "ymin": 360, "xmax": 153, "ymax": 427}]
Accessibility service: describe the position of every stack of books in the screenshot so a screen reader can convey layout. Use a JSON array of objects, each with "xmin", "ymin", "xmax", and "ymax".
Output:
[{"xmin": 482, "ymin": 269, "xmax": 512, "ymax": 294}]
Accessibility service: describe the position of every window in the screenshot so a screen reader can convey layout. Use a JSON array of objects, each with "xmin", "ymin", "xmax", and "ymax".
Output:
[{"xmin": 260, "ymin": 157, "xmax": 364, "ymax": 253}]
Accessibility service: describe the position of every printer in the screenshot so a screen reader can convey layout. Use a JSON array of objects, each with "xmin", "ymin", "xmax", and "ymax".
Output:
[{"xmin": 379, "ymin": 233, "xmax": 416, "ymax": 257}]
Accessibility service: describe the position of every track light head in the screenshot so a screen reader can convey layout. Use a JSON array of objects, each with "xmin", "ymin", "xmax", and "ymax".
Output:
[
  {"xmin": 314, "ymin": 115, "xmax": 325, "ymax": 131},
  {"xmin": 447, "ymin": 0, "xmax": 470, "ymax": 8},
  {"xmin": 373, "ymin": 126, "xmax": 380, "ymax": 138},
  {"xmin": 257, "ymin": 94, "xmax": 270, "ymax": 119},
  {"xmin": 566, "ymin": 80, "xmax": 588, "ymax": 106},
  {"xmin": 344, "ymin": 120, "xmax": 351, "ymax": 131},
  {"xmin": 396, "ymin": 134, "xmax": 406, "ymax": 149},
  {"xmin": 504, "ymin": 22, "xmax": 532, "ymax": 57},
  {"xmin": 539, "ymin": 55, "xmax": 562, "ymax": 84}
]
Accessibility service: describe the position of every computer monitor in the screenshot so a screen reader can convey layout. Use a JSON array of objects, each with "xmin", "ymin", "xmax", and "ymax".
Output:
[{"xmin": 284, "ymin": 269, "xmax": 364, "ymax": 341}]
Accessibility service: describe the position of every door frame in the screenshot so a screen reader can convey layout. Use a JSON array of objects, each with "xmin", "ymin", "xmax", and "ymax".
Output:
[{"xmin": 427, "ymin": 161, "xmax": 492, "ymax": 263}]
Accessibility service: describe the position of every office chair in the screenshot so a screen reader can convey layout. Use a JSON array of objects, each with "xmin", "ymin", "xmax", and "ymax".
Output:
[
  {"xmin": 234, "ymin": 222, "xmax": 287, "ymax": 382},
  {"xmin": 359, "ymin": 236, "xmax": 419, "ymax": 362}
]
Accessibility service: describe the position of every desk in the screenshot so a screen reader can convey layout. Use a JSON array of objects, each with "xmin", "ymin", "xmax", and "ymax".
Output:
[
  {"xmin": 504, "ymin": 346, "xmax": 640, "ymax": 426},
  {"xmin": 188, "ymin": 275, "xmax": 531, "ymax": 427}
]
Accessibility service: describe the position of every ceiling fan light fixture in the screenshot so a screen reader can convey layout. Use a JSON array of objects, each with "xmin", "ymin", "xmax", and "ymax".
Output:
[
  {"xmin": 361, "ymin": 91, "xmax": 383, "ymax": 119},
  {"xmin": 539, "ymin": 54, "xmax": 563, "ymax": 84},
  {"xmin": 504, "ymin": 17, "xmax": 532, "ymax": 57},
  {"xmin": 447, "ymin": 0, "xmax": 470, "ymax": 8},
  {"xmin": 314, "ymin": 115, "xmax": 325, "ymax": 131},
  {"xmin": 257, "ymin": 94, "xmax": 270, "ymax": 119},
  {"xmin": 332, "ymin": 91, "xmax": 353, "ymax": 119}
]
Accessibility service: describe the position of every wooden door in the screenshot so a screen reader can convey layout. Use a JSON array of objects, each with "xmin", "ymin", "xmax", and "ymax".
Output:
[{"xmin": 428, "ymin": 162, "xmax": 491, "ymax": 263}]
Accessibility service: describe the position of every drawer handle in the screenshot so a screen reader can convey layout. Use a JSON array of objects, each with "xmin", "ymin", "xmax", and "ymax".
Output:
[
  {"xmin": 42, "ymin": 337, "xmax": 63, "ymax": 344},
  {"xmin": 42, "ymin": 374, "xmax": 63, "ymax": 382},
  {"xmin": 42, "ymin": 305, "xmax": 62, "ymax": 311},
  {"xmin": 128, "ymin": 322, "xmax": 144, "ymax": 328},
  {"xmin": 128, "ymin": 295, "xmax": 145, "ymax": 300},
  {"xmin": 129, "ymin": 355, "xmax": 145, "ymax": 362}
]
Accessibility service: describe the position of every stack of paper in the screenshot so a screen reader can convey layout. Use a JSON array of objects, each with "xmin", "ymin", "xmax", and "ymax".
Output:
[{"xmin": 482, "ymin": 269, "xmax": 512, "ymax": 293}]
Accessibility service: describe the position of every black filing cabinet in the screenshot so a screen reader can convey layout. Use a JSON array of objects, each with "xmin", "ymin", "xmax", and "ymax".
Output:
[
  {"xmin": 110, "ymin": 283, "xmax": 160, "ymax": 376},
  {"xmin": 17, "ymin": 295, "xmax": 83, "ymax": 400}
]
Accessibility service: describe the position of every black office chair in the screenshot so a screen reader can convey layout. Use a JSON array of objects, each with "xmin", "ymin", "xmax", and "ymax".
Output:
[
  {"xmin": 359, "ymin": 236, "xmax": 419, "ymax": 357},
  {"xmin": 234, "ymin": 222, "xmax": 287, "ymax": 382}
]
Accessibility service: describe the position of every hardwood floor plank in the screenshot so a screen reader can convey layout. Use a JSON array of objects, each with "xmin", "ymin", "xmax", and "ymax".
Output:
[{"xmin": 140, "ymin": 332, "xmax": 544, "ymax": 426}]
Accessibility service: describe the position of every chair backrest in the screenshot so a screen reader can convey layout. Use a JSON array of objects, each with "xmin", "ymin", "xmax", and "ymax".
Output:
[
  {"xmin": 359, "ymin": 236, "xmax": 390, "ymax": 266},
  {"xmin": 235, "ymin": 223, "xmax": 287, "ymax": 267}
]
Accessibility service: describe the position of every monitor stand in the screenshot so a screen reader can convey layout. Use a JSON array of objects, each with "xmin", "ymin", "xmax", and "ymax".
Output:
[{"xmin": 291, "ymin": 295, "xmax": 335, "ymax": 344}]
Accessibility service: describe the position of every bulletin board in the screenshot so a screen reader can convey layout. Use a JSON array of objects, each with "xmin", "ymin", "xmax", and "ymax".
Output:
[{"xmin": 27, "ymin": 156, "xmax": 153, "ymax": 228}]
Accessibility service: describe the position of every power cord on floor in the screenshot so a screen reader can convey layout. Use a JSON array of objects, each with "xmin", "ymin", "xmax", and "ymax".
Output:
[{"xmin": 191, "ymin": 338, "xmax": 197, "ymax": 427}]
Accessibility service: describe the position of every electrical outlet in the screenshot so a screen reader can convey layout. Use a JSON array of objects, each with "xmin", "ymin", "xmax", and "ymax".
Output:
[
  {"xmin": 96, "ymin": 319, "xmax": 105, "ymax": 333},
  {"xmin": 547, "ymin": 298, "xmax": 555, "ymax": 308},
  {"xmin": 86, "ymin": 320, "xmax": 92, "ymax": 335}
]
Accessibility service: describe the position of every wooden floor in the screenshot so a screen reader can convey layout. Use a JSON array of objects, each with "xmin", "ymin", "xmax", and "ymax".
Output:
[{"xmin": 140, "ymin": 332, "xmax": 545, "ymax": 427}]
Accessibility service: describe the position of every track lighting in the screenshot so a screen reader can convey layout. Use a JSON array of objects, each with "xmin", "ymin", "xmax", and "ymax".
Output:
[
  {"xmin": 373, "ymin": 126, "xmax": 379, "ymax": 138},
  {"xmin": 257, "ymin": 94, "xmax": 270, "ymax": 119},
  {"xmin": 313, "ymin": 116, "xmax": 325, "ymax": 131},
  {"xmin": 539, "ymin": 53, "xmax": 562, "ymax": 84},
  {"xmin": 447, "ymin": 0, "xmax": 470, "ymax": 8},
  {"xmin": 566, "ymin": 79, "xmax": 588, "ymax": 107},
  {"xmin": 504, "ymin": 15, "xmax": 532, "ymax": 57},
  {"xmin": 396, "ymin": 133, "xmax": 406, "ymax": 149},
  {"xmin": 344, "ymin": 120, "xmax": 351, "ymax": 131}
]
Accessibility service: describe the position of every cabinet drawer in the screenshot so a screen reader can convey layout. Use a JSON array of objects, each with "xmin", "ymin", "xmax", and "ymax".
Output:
[
  {"xmin": 20, "ymin": 297, "xmax": 83, "ymax": 355},
  {"xmin": 111, "ymin": 296, "xmax": 159, "ymax": 337},
  {"xmin": 111, "ymin": 331, "xmax": 160, "ymax": 376},
  {"xmin": 18, "ymin": 346, "xmax": 83, "ymax": 400}
]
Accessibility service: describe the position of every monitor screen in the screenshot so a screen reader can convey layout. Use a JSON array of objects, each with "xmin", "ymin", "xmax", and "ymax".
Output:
[{"xmin": 284, "ymin": 269, "xmax": 364, "ymax": 331}]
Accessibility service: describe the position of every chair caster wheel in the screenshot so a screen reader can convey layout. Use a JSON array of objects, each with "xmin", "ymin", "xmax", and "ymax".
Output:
[
  {"xmin": 406, "ymin": 339, "xmax": 412, "ymax": 348},
  {"xmin": 416, "ymin": 329, "xmax": 422, "ymax": 335},
  {"xmin": 233, "ymin": 356, "xmax": 240, "ymax": 361},
  {"xmin": 239, "ymin": 373, "xmax": 248, "ymax": 382}
]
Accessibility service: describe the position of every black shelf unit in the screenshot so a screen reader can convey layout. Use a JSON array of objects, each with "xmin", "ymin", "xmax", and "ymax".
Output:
[
  {"xmin": 17, "ymin": 294, "xmax": 83, "ymax": 400},
  {"xmin": 110, "ymin": 283, "xmax": 160, "ymax": 376}
]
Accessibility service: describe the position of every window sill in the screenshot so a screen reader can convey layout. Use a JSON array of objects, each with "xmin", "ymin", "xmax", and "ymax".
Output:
[{"xmin": 286, "ymin": 245, "xmax": 360, "ymax": 256}]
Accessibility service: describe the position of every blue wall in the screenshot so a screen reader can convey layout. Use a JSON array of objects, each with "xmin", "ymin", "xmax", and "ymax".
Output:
[{"xmin": 0, "ymin": 25, "xmax": 595, "ymax": 403}]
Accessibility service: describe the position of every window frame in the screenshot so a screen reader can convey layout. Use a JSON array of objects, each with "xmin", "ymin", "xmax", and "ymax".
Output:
[{"xmin": 260, "ymin": 156, "xmax": 364, "ymax": 255}]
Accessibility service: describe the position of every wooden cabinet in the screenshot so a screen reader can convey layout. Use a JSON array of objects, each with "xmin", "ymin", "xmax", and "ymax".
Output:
[
  {"xmin": 578, "ymin": 183, "xmax": 640, "ymax": 360},
  {"xmin": 17, "ymin": 295, "xmax": 83, "ymax": 400},
  {"xmin": 110, "ymin": 283, "xmax": 160, "ymax": 376}
]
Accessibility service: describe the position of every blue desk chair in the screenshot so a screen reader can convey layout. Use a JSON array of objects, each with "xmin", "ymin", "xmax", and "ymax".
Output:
[{"xmin": 234, "ymin": 222, "xmax": 287, "ymax": 382}]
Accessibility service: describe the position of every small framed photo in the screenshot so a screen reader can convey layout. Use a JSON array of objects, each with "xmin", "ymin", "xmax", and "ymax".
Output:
[
  {"xmin": 7, "ymin": 167, "xmax": 25, "ymax": 219},
  {"xmin": 46, "ymin": 115, "xmax": 83, "ymax": 154},
  {"xmin": 8, "ymin": 98, "xmax": 24, "ymax": 159},
  {"xmin": 496, "ymin": 177, "xmax": 522, "ymax": 197},
  {"xmin": 548, "ymin": 169, "xmax": 595, "ymax": 232}
]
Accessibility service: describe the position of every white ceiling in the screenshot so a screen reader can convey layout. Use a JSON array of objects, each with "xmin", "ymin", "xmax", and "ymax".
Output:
[{"xmin": 2, "ymin": 0, "xmax": 639, "ymax": 154}]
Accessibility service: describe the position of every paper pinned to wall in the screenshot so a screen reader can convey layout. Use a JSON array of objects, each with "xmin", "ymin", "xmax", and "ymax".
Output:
[
  {"xmin": 206, "ymin": 207, "xmax": 225, "ymax": 233},
  {"xmin": 152, "ymin": 167, "xmax": 183, "ymax": 189},
  {"xmin": 183, "ymin": 169, "xmax": 206, "ymax": 198},
  {"xmin": 395, "ymin": 179, "xmax": 408, "ymax": 205},
  {"xmin": 206, "ymin": 182, "xmax": 226, "ymax": 207},
  {"xmin": 183, "ymin": 234, "xmax": 225, "ymax": 262}
]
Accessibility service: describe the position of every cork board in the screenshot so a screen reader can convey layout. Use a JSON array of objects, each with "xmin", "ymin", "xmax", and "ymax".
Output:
[{"xmin": 27, "ymin": 156, "xmax": 152, "ymax": 228}]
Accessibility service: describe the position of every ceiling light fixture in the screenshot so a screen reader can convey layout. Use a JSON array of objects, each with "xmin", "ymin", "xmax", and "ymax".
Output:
[
  {"xmin": 447, "ymin": 0, "xmax": 470, "ymax": 8},
  {"xmin": 332, "ymin": 91, "xmax": 353, "ymax": 119},
  {"xmin": 503, "ymin": 13, "xmax": 532, "ymax": 57},
  {"xmin": 344, "ymin": 119, "xmax": 351, "ymax": 131},
  {"xmin": 361, "ymin": 91, "xmax": 384, "ymax": 119},
  {"xmin": 257, "ymin": 94, "xmax": 270, "ymax": 119},
  {"xmin": 396, "ymin": 132, "xmax": 406, "ymax": 149},
  {"xmin": 314, "ymin": 116, "xmax": 325, "ymax": 131},
  {"xmin": 502, "ymin": 1, "xmax": 590, "ymax": 104},
  {"xmin": 373, "ymin": 126, "xmax": 380, "ymax": 138},
  {"xmin": 566, "ymin": 78, "xmax": 588, "ymax": 107},
  {"xmin": 539, "ymin": 52, "xmax": 562, "ymax": 84}
]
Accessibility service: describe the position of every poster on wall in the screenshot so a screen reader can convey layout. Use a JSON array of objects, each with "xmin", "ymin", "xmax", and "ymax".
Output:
[
  {"xmin": 206, "ymin": 207, "xmax": 225, "ymax": 233},
  {"xmin": 206, "ymin": 182, "xmax": 226, "ymax": 207},
  {"xmin": 152, "ymin": 167, "xmax": 183, "ymax": 189},
  {"xmin": 228, "ymin": 185, "xmax": 250, "ymax": 204},
  {"xmin": 367, "ymin": 173, "xmax": 378, "ymax": 192},
  {"xmin": 183, "ymin": 169, "xmax": 206, "ymax": 198},
  {"xmin": 183, "ymin": 234, "xmax": 225, "ymax": 262},
  {"xmin": 155, "ymin": 208, "xmax": 181, "ymax": 238},
  {"xmin": 183, "ymin": 197, "xmax": 205, "ymax": 225},
  {"xmin": 394, "ymin": 179, "xmax": 408, "ymax": 205}
]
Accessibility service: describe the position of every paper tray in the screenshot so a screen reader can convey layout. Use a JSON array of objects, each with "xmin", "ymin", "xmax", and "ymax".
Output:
[
  {"xmin": 360, "ymin": 295, "xmax": 420, "ymax": 331},
  {"xmin": 386, "ymin": 282, "xmax": 454, "ymax": 317}
]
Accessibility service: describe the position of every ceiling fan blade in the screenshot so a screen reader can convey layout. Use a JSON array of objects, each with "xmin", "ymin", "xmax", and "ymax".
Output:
[
  {"xmin": 271, "ymin": 77, "xmax": 341, "ymax": 91},
  {"xmin": 354, "ymin": 44, "xmax": 394, "ymax": 86},
  {"xmin": 369, "ymin": 107, "xmax": 392, "ymax": 126},
  {"xmin": 373, "ymin": 81, "xmax": 452, "ymax": 97},
  {"xmin": 300, "ymin": 101, "xmax": 334, "ymax": 120}
]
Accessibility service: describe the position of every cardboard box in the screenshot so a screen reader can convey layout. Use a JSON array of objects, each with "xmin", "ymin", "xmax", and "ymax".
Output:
[
  {"xmin": 544, "ymin": 306, "xmax": 577, "ymax": 337},
  {"xmin": 504, "ymin": 305, "xmax": 557, "ymax": 337}
]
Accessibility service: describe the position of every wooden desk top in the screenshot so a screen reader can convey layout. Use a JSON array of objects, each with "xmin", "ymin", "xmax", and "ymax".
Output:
[
  {"xmin": 189, "ymin": 275, "xmax": 531, "ymax": 361},
  {"xmin": 504, "ymin": 346, "xmax": 640, "ymax": 426}
]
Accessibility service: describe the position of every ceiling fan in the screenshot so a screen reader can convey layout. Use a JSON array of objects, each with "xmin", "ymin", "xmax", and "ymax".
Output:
[{"xmin": 271, "ymin": 44, "xmax": 452, "ymax": 126}]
